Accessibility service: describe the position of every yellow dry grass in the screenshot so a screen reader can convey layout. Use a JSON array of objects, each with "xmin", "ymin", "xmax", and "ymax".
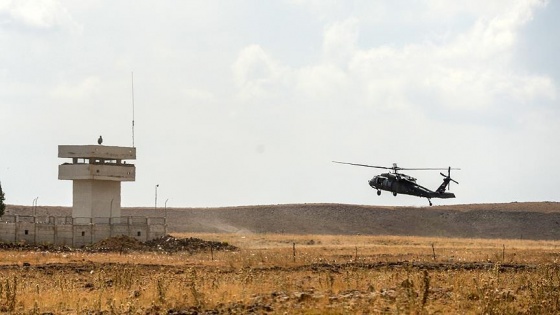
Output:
[{"xmin": 0, "ymin": 233, "xmax": 559, "ymax": 314}]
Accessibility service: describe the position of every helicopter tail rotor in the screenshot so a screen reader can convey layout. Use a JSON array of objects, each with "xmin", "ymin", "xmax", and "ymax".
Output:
[{"xmin": 439, "ymin": 167, "xmax": 459, "ymax": 191}]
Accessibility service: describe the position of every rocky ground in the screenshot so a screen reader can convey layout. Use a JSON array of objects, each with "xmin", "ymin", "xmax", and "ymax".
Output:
[{"xmin": 6, "ymin": 202, "xmax": 560, "ymax": 239}]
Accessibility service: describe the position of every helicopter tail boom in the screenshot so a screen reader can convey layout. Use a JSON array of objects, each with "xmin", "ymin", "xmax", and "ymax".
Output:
[{"xmin": 430, "ymin": 192, "xmax": 456, "ymax": 199}]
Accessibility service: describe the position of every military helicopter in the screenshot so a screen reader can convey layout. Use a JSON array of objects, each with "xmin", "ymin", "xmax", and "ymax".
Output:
[{"xmin": 333, "ymin": 161, "xmax": 460, "ymax": 206}]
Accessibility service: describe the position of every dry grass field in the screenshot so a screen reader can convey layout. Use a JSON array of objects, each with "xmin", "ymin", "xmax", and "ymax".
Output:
[{"xmin": 1, "ymin": 233, "xmax": 560, "ymax": 314}]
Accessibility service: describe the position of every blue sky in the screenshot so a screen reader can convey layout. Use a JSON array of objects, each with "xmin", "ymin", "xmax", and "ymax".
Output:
[{"xmin": 1, "ymin": 0, "xmax": 558, "ymax": 207}]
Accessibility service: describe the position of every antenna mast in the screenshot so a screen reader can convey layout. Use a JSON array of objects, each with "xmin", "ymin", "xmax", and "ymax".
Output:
[{"xmin": 131, "ymin": 72, "xmax": 135, "ymax": 147}]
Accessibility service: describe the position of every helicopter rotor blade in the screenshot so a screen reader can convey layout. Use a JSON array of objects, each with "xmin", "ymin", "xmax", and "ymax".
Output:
[
  {"xmin": 402, "ymin": 167, "xmax": 461, "ymax": 171},
  {"xmin": 448, "ymin": 167, "xmax": 459, "ymax": 186},
  {"xmin": 440, "ymin": 172, "xmax": 452, "ymax": 190},
  {"xmin": 332, "ymin": 161, "xmax": 393, "ymax": 170},
  {"xmin": 333, "ymin": 161, "xmax": 461, "ymax": 173},
  {"xmin": 448, "ymin": 178, "xmax": 458, "ymax": 190}
]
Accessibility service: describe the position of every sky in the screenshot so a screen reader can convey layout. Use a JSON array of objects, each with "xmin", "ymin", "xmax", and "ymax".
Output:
[{"xmin": 1, "ymin": 0, "xmax": 559, "ymax": 208}]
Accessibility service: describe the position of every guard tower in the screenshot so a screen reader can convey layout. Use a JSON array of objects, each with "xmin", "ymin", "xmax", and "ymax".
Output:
[{"xmin": 58, "ymin": 145, "xmax": 136, "ymax": 221}]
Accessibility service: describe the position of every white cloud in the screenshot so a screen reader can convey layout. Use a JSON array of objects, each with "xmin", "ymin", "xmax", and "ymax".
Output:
[
  {"xmin": 182, "ymin": 88, "xmax": 215, "ymax": 103},
  {"xmin": 340, "ymin": 0, "xmax": 556, "ymax": 113},
  {"xmin": 443, "ymin": 0, "xmax": 547, "ymax": 62},
  {"xmin": 0, "ymin": 0, "xmax": 80, "ymax": 32},
  {"xmin": 322, "ymin": 18, "xmax": 359, "ymax": 64},
  {"xmin": 231, "ymin": 1, "xmax": 555, "ymax": 116},
  {"xmin": 232, "ymin": 44, "xmax": 289, "ymax": 101},
  {"xmin": 426, "ymin": 0, "xmax": 547, "ymax": 19},
  {"xmin": 287, "ymin": 0, "xmax": 347, "ymax": 20},
  {"xmin": 49, "ymin": 76, "xmax": 100, "ymax": 101},
  {"xmin": 296, "ymin": 63, "xmax": 349, "ymax": 101}
]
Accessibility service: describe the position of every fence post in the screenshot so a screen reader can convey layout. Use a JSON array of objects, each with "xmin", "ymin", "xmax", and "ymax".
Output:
[
  {"xmin": 53, "ymin": 216, "xmax": 57, "ymax": 245},
  {"xmin": 90, "ymin": 218, "xmax": 94, "ymax": 245},
  {"xmin": 14, "ymin": 215, "xmax": 19, "ymax": 242},
  {"xmin": 146, "ymin": 217, "xmax": 151, "ymax": 241},
  {"xmin": 71, "ymin": 218, "xmax": 75, "ymax": 248},
  {"xmin": 34, "ymin": 215, "xmax": 37, "ymax": 244}
]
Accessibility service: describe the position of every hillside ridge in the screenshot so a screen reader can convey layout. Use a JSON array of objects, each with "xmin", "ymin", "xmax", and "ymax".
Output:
[{"xmin": 5, "ymin": 202, "xmax": 560, "ymax": 240}]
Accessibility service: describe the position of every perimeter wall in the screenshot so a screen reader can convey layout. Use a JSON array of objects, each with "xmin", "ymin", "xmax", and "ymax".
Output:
[{"xmin": 0, "ymin": 215, "xmax": 166, "ymax": 247}]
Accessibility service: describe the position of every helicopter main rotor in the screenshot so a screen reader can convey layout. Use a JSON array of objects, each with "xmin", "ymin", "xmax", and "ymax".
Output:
[{"xmin": 332, "ymin": 161, "xmax": 460, "ymax": 174}]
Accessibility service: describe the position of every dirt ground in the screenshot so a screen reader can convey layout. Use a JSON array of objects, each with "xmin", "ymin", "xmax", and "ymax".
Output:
[
  {"xmin": 1, "ymin": 233, "xmax": 559, "ymax": 314},
  {"xmin": 0, "ymin": 260, "xmax": 540, "ymax": 314},
  {"xmin": 0, "ymin": 234, "xmax": 237, "ymax": 254},
  {"xmin": 2, "ymin": 202, "xmax": 560, "ymax": 313}
]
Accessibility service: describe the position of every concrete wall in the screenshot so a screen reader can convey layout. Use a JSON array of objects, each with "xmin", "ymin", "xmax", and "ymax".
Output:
[
  {"xmin": 0, "ymin": 215, "xmax": 166, "ymax": 246},
  {"xmin": 59, "ymin": 163, "xmax": 135, "ymax": 181},
  {"xmin": 58, "ymin": 145, "xmax": 136, "ymax": 160},
  {"xmin": 73, "ymin": 180, "xmax": 121, "ymax": 219},
  {"xmin": 75, "ymin": 180, "xmax": 122, "ymax": 219}
]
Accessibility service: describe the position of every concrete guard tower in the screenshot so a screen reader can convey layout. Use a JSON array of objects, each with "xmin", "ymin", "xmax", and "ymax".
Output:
[
  {"xmin": 0, "ymin": 144, "xmax": 164, "ymax": 246},
  {"xmin": 58, "ymin": 145, "xmax": 136, "ymax": 222}
]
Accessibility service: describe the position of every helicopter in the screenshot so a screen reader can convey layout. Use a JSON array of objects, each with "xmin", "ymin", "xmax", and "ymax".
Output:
[{"xmin": 333, "ymin": 161, "xmax": 460, "ymax": 206}]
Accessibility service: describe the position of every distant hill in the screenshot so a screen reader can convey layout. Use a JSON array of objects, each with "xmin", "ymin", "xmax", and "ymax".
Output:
[{"xmin": 5, "ymin": 202, "xmax": 560, "ymax": 240}]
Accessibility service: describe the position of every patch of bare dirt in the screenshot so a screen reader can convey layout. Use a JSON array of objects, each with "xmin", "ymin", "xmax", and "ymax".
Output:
[
  {"xmin": 89, "ymin": 235, "xmax": 146, "ymax": 252},
  {"xmin": 0, "ymin": 235, "xmax": 237, "ymax": 253},
  {"xmin": 144, "ymin": 234, "xmax": 237, "ymax": 253},
  {"xmin": 0, "ymin": 242, "xmax": 73, "ymax": 252}
]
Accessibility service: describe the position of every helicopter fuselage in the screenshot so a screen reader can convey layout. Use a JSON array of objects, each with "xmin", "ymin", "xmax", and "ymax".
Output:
[{"xmin": 368, "ymin": 172, "xmax": 455, "ymax": 200}]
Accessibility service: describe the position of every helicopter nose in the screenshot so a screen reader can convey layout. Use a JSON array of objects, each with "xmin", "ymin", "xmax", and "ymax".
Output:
[{"xmin": 368, "ymin": 178, "xmax": 375, "ymax": 188}]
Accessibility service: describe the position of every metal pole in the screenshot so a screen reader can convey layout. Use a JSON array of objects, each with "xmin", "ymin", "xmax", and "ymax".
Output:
[
  {"xmin": 155, "ymin": 184, "xmax": 159, "ymax": 211},
  {"xmin": 110, "ymin": 198, "xmax": 114, "ymax": 237},
  {"xmin": 164, "ymin": 199, "xmax": 169, "ymax": 219},
  {"xmin": 131, "ymin": 72, "xmax": 135, "ymax": 148},
  {"xmin": 110, "ymin": 199, "xmax": 114, "ymax": 223},
  {"xmin": 33, "ymin": 197, "xmax": 38, "ymax": 217}
]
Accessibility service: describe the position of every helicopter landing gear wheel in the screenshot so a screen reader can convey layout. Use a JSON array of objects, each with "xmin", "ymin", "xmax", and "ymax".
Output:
[
  {"xmin": 377, "ymin": 190, "xmax": 381, "ymax": 196},
  {"xmin": 428, "ymin": 199, "xmax": 432, "ymax": 206},
  {"xmin": 393, "ymin": 192, "xmax": 397, "ymax": 197}
]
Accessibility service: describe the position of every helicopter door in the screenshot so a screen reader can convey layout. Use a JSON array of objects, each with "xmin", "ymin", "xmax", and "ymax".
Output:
[{"xmin": 377, "ymin": 177, "xmax": 388, "ymax": 188}]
